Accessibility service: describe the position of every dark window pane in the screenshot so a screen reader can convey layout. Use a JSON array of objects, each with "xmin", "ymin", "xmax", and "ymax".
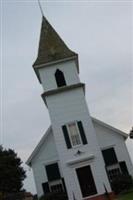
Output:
[
  {"xmin": 45, "ymin": 163, "xmax": 61, "ymax": 181},
  {"xmin": 55, "ymin": 69, "xmax": 66, "ymax": 87},
  {"xmin": 119, "ymin": 161, "xmax": 129, "ymax": 175},
  {"xmin": 102, "ymin": 148, "xmax": 118, "ymax": 166},
  {"xmin": 42, "ymin": 182, "xmax": 50, "ymax": 194},
  {"xmin": 108, "ymin": 168, "xmax": 121, "ymax": 181},
  {"xmin": 50, "ymin": 184, "xmax": 63, "ymax": 193},
  {"xmin": 76, "ymin": 165, "xmax": 97, "ymax": 197}
]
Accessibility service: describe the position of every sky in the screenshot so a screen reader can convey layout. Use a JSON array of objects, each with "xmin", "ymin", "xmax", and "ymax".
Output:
[{"xmin": 1, "ymin": 0, "xmax": 133, "ymax": 195}]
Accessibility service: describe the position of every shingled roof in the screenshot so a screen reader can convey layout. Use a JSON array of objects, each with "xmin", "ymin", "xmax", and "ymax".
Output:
[{"xmin": 33, "ymin": 16, "xmax": 77, "ymax": 67}]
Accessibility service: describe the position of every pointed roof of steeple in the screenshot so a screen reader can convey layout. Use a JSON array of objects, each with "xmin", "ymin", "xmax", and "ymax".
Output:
[{"xmin": 33, "ymin": 17, "xmax": 77, "ymax": 67}]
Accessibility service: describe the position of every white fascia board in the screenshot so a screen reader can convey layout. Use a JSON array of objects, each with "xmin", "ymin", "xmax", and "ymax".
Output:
[
  {"xmin": 26, "ymin": 126, "xmax": 52, "ymax": 166},
  {"xmin": 92, "ymin": 117, "xmax": 128, "ymax": 139}
]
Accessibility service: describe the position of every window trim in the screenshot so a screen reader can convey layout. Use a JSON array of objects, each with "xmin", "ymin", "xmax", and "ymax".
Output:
[
  {"xmin": 55, "ymin": 69, "xmax": 67, "ymax": 88},
  {"xmin": 106, "ymin": 164, "xmax": 121, "ymax": 182},
  {"xmin": 49, "ymin": 179, "xmax": 65, "ymax": 193},
  {"xmin": 102, "ymin": 147, "xmax": 118, "ymax": 166},
  {"xmin": 66, "ymin": 121, "xmax": 82, "ymax": 148},
  {"xmin": 45, "ymin": 162, "xmax": 61, "ymax": 182}
]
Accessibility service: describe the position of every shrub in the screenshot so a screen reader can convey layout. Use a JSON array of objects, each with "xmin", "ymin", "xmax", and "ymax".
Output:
[
  {"xmin": 0, "ymin": 193, "xmax": 3, "ymax": 200},
  {"xmin": 111, "ymin": 174, "xmax": 133, "ymax": 194},
  {"xmin": 39, "ymin": 192, "xmax": 67, "ymax": 200}
]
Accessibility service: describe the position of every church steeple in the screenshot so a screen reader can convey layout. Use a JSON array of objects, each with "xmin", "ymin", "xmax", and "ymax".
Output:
[
  {"xmin": 28, "ymin": 14, "xmax": 114, "ymax": 200},
  {"xmin": 33, "ymin": 17, "xmax": 77, "ymax": 67}
]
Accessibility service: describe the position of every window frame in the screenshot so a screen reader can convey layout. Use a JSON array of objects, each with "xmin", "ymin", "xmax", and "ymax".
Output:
[
  {"xmin": 45, "ymin": 162, "xmax": 65, "ymax": 194},
  {"xmin": 66, "ymin": 121, "xmax": 82, "ymax": 148},
  {"xmin": 55, "ymin": 69, "xmax": 67, "ymax": 88},
  {"xmin": 106, "ymin": 164, "xmax": 121, "ymax": 182},
  {"xmin": 75, "ymin": 164, "xmax": 97, "ymax": 198},
  {"xmin": 49, "ymin": 179, "xmax": 64, "ymax": 193},
  {"xmin": 45, "ymin": 162, "xmax": 61, "ymax": 182},
  {"xmin": 102, "ymin": 147, "xmax": 118, "ymax": 166}
]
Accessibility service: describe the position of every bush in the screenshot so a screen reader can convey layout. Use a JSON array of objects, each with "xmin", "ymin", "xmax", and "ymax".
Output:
[
  {"xmin": 111, "ymin": 174, "xmax": 133, "ymax": 194},
  {"xmin": 0, "ymin": 193, "xmax": 3, "ymax": 200},
  {"xmin": 2, "ymin": 192, "xmax": 24, "ymax": 200},
  {"xmin": 39, "ymin": 192, "xmax": 67, "ymax": 200}
]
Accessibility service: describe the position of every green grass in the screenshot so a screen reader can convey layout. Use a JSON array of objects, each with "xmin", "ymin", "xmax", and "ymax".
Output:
[{"xmin": 118, "ymin": 191, "xmax": 133, "ymax": 200}]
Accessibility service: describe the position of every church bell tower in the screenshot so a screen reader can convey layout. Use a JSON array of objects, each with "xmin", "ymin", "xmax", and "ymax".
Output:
[{"xmin": 33, "ymin": 16, "xmax": 114, "ymax": 200}]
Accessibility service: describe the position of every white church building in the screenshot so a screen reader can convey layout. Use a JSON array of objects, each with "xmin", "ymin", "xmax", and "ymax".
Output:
[{"xmin": 26, "ymin": 16, "xmax": 133, "ymax": 200}]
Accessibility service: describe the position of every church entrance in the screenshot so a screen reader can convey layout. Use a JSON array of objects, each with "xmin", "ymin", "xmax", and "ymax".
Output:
[{"xmin": 76, "ymin": 165, "xmax": 97, "ymax": 198}]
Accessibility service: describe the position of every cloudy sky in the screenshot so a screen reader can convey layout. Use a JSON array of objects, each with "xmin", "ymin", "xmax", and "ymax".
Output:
[{"xmin": 1, "ymin": 0, "xmax": 133, "ymax": 195}]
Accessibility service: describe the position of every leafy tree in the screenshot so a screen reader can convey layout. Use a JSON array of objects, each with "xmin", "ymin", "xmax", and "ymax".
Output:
[{"xmin": 0, "ymin": 146, "xmax": 26, "ymax": 194}]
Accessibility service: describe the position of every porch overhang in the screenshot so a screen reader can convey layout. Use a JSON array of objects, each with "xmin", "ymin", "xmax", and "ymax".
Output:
[{"xmin": 66, "ymin": 154, "xmax": 95, "ymax": 166}]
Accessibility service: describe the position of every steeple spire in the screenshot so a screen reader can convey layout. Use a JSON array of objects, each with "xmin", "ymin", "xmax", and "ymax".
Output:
[
  {"xmin": 37, "ymin": 0, "xmax": 44, "ymax": 17},
  {"xmin": 33, "ymin": 16, "xmax": 77, "ymax": 67}
]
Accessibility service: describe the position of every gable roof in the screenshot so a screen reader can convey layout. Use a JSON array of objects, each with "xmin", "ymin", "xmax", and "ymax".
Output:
[
  {"xmin": 26, "ymin": 118, "xmax": 128, "ymax": 166},
  {"xmin": 92, "ymin": 117, "xmax": 128, "ymax": 138},
  {"xmin": 33, "ymin": 16, "xmax": 77, "ymax": 67}
]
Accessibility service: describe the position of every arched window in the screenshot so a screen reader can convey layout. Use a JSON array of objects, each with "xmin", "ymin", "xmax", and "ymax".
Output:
[{"xmin": 55, "ymin": 69, "xmax": 66, "ymax": 87}]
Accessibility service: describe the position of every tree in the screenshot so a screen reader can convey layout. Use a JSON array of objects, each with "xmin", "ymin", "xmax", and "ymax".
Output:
[{"xmin": 0, "ymin": 146, "xmax": 26, "ymax": 194}]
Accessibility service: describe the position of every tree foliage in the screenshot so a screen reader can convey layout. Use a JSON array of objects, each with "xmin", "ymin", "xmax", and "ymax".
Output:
[
  {"xmin": 0, "ymin": 146, "xmax": 26, "ymax": 194},
  {"xmin": 111, "ymin": 174, "xmax": 133, "ymax": 194},
  {"xmin": 39, "ymin": 192, "xmax": 68, "ymax": 200}
]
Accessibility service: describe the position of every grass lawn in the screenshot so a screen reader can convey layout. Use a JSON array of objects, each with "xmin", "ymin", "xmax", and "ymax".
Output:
[{"xmin": 118, "ymin": 191, "xmax": 133, "ymax": 200}]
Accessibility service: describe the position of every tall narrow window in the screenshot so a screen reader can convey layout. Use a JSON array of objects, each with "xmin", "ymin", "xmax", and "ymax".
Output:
[
  {"xmin": 45, "ymin": 163, "xmax": 65, "ymax": 194},
  {"xmin": 55, "ymin": 69, "xmax": 66, "ymax": 87},
  {"xmin": 45, "ymin": 163, "xmax": 61, "ymax": 181},
  {"xmin": 119, "ymin": 161, "xmax": 129, "ymax": 175},
  {"xmin": 102, "ymin": 148, "xmax": 118, "ymax": 166},
  {"xmin": 102, "ymin": 147, "xmax": 121, "ymax": 183},
  {"xmin": 62, "ymin": 121, "xmax": 88, "ymax": 149},
  {"xmin": 68, "ymin": 122, "xmax": 81, "ymax": 146}
]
